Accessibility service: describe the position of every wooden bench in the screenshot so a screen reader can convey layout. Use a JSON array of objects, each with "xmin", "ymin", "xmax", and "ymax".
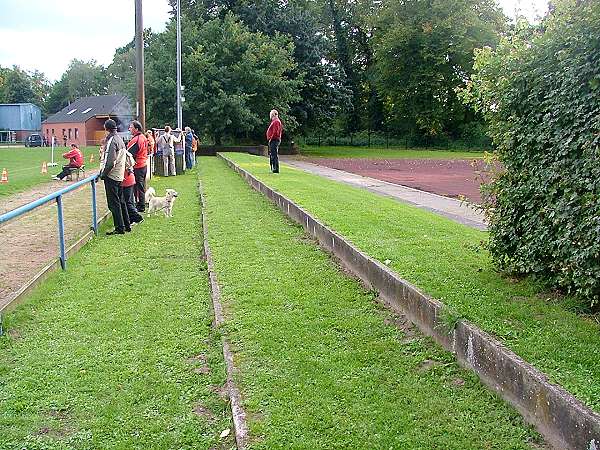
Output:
[{"xmin": 67, "ymin": 166, "xmax": 86, "ymax": 181}]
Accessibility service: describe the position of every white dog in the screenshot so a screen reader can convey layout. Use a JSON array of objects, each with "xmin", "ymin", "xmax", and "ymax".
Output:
[
  {"xmin": 145, "ymin": 186, "xmax": 156, "ymax": 205},
  {"xmin": 147, "ymin": 188, "xmax": 178, "ymax": 217}
]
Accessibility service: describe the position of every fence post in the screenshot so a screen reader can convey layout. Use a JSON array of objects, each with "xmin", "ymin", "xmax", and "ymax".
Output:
[
  {"xmin": 368, "ymin": 129, "xmax": 371, "ymax": 148},
  {"xmin": 91, "ymin": 179, "xmax": 98, "ymax": 235},
  {"xmin": 56, "ymin": 195, "xmax": 66, "ymax": 270}
]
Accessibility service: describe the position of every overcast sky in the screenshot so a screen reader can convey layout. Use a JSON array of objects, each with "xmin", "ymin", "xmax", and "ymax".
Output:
[{"xmin": 1, "ymin": 0, "xmax": 549, "ymax": 82}]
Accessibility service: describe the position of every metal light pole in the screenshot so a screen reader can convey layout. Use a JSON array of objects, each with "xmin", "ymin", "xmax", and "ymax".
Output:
[
  {"xmin": 176, "ymin": 0, "xmax": 183, "ymax": 130},
  {"xmin": 135, "ymin": 0, "xmax": 146, "ymax": 130}
]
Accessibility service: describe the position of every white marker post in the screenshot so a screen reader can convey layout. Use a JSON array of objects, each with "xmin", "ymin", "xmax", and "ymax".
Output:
[{"xmin": 48, "ymin": 137, "xmax": 58, "ymax": 167}]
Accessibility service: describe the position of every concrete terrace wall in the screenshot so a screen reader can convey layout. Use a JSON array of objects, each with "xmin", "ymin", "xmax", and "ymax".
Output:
[{"xmin": 218, "ymin": 153, "xmax": 600, "ymax": 450}]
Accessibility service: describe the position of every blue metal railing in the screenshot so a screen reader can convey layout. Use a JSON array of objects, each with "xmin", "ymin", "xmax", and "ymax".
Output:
[{"xmin": 0, "ymin": 174, "xmax": 100, "ymax": 270}]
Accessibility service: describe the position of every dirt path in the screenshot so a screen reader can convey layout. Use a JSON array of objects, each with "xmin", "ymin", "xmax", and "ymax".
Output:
[
  {"xmin": 0, "ymin": 181, "xmax": 109, "ymax": 308},
  {"xmin": 302, "ymin": 157, "xmax": 488, "ymax": 204}
]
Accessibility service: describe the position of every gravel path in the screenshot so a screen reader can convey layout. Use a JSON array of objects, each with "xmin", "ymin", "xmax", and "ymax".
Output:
[{"xmin": 0, "ymin": 180, "xmax": 108, "ymax": 309}]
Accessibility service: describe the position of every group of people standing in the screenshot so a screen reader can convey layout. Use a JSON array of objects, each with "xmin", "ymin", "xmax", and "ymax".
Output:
[
  {"xmin": 55, "ymin": 109, "xmax": 282, "ymax": 235},
  {"xmin": 98, "ymin": 121, "xmax": 199, "ymax": 235},
  {"xmin": 99, "ymin": 119, "xmax": 149, "ymax": 235},
  {"xmin": 154, "ymin": 126, "xmax": 198, "ymax": 176}
]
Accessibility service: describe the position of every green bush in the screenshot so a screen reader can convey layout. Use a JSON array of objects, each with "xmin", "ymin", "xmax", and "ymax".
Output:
[{"xmin": 461, "ymin": 0, "xmax": 600, "ymax": 306}]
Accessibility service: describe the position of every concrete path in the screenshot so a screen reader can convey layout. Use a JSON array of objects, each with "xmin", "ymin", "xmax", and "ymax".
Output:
[{"xmin": 280, "ymin": 157, "xmax": 487, "ymax": 230}]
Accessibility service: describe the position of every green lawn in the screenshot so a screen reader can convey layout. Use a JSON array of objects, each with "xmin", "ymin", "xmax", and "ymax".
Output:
[
  {"xmin": 199, "ymin": 157, "xmax": 540, "ymax": 449},
  {"xmin": 0, "ymin": 171, "xmax": 232, "ymax": 448},
  {"xmin": 0, "ymin": 147, "xmax": 100, "ymax": 198},
  {"xmin": 299, "ymin": 144, "xmax": 485, "ymax": 159},
  {"xmin": 223, "ymin": 152, "xmax": 600, "ymax": 414}
]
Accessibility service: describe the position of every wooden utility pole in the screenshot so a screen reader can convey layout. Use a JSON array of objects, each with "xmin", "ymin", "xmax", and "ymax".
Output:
[{"xmin": 135, "ymin": 0, "xmax": 146, "ymax": 129}]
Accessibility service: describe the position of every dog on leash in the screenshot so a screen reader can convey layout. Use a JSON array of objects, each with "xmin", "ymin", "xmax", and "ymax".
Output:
[{"xmin": 147, "ymin": 188, "xmax": 179, "ymax": 217}]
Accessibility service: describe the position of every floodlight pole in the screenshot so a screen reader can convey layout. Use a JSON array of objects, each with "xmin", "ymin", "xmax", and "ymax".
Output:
[
  {"xmin": 135, "ymin": 0, "xmax": 146, "ymax": 130},
  {"xmin": 176, "ymin": 0, "xmax": 183, "ymax": 130}
]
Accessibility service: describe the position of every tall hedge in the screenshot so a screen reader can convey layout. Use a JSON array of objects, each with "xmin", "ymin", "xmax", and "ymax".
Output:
[{"xmin": 461, "ymin": 0, "xmax": 600, "ymax": 306}]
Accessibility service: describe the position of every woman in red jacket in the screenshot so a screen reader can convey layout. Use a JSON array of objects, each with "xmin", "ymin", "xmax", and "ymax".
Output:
[
  {"xmin": 52, "ymin": 144, "xmax": 84, "ymax": 180},
  {"xmin": 127, "ymin": 120, "xmax": 148, "ymax": 212},
  {"xmin": 266, "ymin": 109, "xmax": 283, "ymax": 173}
]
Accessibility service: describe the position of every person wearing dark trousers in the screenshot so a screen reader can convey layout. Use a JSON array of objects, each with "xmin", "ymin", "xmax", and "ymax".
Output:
[
  {"xmin": 121, "ymin": 164, "xmax": 143, "ymax": 225},
  {"xmin": 184, "ymin": 126, "xmax": 194, "ymax": 170},
  {"xmin": 127, "ymin": 120, "xmax": 148, "ymax": 212},
  {"xmin": 52, "ymin": 144, "xmax": 84, "ymax": 180},
  {"xmin": 99, "ymin": 119, "xmax": 128, "ymax": 235},
  {"xmin": 266, "ymin": 109, "xmax": 283, "ymax": 173},
  {"xmin": 104, "ymin": 177, "xmax": 128, "ymax": 234}
]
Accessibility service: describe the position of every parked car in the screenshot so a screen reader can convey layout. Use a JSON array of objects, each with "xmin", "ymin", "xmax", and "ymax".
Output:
[{"xmin": 25, "ymin": 134, "xmax": 43, "ymax": 147}]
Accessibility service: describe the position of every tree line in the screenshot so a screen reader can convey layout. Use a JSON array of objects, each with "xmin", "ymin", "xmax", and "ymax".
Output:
[{"xmin": 3, "ymin": 0, "xmax": 511, "ymax": 145}]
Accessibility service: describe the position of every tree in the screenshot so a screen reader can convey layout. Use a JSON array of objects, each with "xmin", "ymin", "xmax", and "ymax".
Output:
[
  {"xmin": 372, "ymin": 0, "xmax": 505, "ymax": 138},
  {"xmin": 182, "ymin": 14, "xmax": 300, "ymax": 144},
  {"xmin": 144, "ymin": 21, "xmax": 178, "ymax": 129},
  {"xmin": 172, "ymin": 0, "xmax": 349, "ymax": 136},
  {"xmin": 460, "ymin": 0, "xmax": 600, "ymax": 305},
  {"xmin": 106, "ymin": 43, "xmax": 136, "ymax": 102},
  {"xmin": 263, "ymin": 3, "xmax": 349, "ymax": 135},
  {"xmin": 46, "ymin": 59, "xmax": 108, "ymax": 114},
  {"xmin": 45, "ymin": 78, "xmax": 70, "ymax": 114},
  {"xmin": 0, "ymin": 66, "xmax": 48, "ymax": 106}
]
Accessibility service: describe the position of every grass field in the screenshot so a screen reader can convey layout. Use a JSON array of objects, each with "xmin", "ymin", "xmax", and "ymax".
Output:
[
  {"xmin": 299, "ymin": 145, "xmax": 486, "ymax": 159},
  {"xmin": 0, "ymin": 171, "xmax": 233, "ymax": 448},
  {"xmin": 0, "ymin": 147, "xmax": 100, "ymax": 198},
  {"xmin": 199, "ymin": 157, "xmax": 540, "ymax": 448},
  {"xmin": 223, "ymin": 152, "xmax": 600, "ymax": 414}
]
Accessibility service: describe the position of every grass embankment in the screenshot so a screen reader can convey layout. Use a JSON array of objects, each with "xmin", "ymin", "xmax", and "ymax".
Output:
[
  {"xmin": 299, "ymin": 145, "xmax": 485, "ymax": 159},
  {"xmin": 0, "ymin": 171, "xmax": 232, "ymax": 448},
  {"xmin": 224, "ymin": 152, "xmax": 600, "ymax": 413},
  {"xmin": 0, "ymin": 147, "xmax": 100, "ymax": 197},
  {"xmin": 199, "ymin": 157, "xmax": 540, "ymax": 449}
]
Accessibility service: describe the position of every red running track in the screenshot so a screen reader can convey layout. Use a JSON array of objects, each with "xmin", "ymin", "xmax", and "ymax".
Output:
[{"xmin": 305, "ymin": 158, "xmax": 489, "ymax": 204}]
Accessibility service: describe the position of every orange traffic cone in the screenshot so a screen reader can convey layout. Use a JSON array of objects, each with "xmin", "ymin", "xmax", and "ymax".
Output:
[
  {"xmin": 1, "ymin": 168, "xmax": 8, "ymax": 184},
  {"xmin": 41, "ymin": 161, "xmax": 48, "ymax": 174},
  {"xmin": 90, "ymin": 153, "xmax": 94, "ymax": 163}
]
